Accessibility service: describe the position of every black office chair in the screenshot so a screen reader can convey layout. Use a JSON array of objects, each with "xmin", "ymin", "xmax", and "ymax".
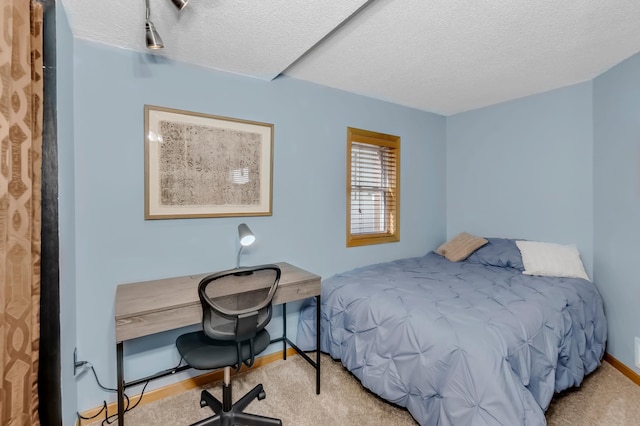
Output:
[{"xmin": 176, "ymin": 264, "xmax": 283, "ymax": 426}]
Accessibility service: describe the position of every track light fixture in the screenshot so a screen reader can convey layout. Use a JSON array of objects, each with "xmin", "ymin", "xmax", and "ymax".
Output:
[
  {"xmin": 170, "ymin": 0, "xmax": 189, "ymax": 10},
  {"xmin": 145, "ymin": 0, "xmax": 190, "ymax": 50},
  {"xmin": 145, "ymin": 21, "xmax": 164, "ymax": 50},
  {"xmin": 145, "ymin": 0, "xmax": 163, "ymax": 49}
]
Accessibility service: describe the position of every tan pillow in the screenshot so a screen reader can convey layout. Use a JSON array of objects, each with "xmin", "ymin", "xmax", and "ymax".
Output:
[{"xmin": 436, "ymin": 232, "xmax": 488, "ymax": 262}]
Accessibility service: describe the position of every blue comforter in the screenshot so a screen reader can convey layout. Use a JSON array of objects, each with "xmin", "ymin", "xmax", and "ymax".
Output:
[{"xmin": 297, "ymin": 252, "xmax": 607, "ymax": 425}]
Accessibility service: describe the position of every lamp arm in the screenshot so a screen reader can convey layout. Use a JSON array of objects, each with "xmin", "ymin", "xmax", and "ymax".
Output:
[{"xmin": 236, "ymin": 245, "xmax": 244, "ymax": 269}]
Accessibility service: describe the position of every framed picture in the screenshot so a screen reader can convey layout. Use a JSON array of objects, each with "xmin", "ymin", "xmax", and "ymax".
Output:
[{"xmin": 144, "ymin": 105, "xmax": 273, "ymax": 219}]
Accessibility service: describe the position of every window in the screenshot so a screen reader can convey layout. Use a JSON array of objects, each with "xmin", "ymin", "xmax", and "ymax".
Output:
[{"xmin": 347, "ymin": 127, "xmax": 400, "ymax": 247}]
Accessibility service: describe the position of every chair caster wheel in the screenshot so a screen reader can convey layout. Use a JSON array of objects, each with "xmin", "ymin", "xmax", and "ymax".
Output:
[{"xmin": 258, "ymin": 390, "xmax": 266, "ymax": 400}]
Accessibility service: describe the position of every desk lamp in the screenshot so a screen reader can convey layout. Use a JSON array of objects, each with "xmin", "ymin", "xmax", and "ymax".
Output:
[{"xmin": 236, "ymin": 223, "xmax": 256, "ymax": 268}]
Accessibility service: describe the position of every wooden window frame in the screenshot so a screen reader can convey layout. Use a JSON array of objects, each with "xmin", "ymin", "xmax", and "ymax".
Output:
[{"xmin": 346, "ymin": 127, "xmax": 400, "ymax": 247}]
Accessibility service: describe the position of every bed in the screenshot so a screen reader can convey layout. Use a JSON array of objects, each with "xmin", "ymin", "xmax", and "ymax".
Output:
[{"xmin": 296, "ymin": 237, "xmax": 607, "ymax": 426}]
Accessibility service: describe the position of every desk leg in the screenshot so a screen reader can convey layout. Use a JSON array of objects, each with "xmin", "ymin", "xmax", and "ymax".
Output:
[
  {"xmin": 282, "ymin": 303, "xmax": 287, "ymax": 360},
  {"xmin": 316, "ymin": 295, "xmax": 321, "ymax": 394},
  {"xmin": 282, "ymin": 303, "xmax": 287, "ymax": 359},
  {"xmin": 117, "ymin": 342, "xmax": 125, "ymax": 426}
]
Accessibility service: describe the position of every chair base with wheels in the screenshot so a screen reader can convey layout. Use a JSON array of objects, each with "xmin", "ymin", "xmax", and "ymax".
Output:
[{"xmin": 192, "ymin": 380, "xmax": 282, "ymax": 426}]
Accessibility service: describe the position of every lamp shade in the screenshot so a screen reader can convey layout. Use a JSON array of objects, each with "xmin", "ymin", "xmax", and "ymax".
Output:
[
  {"xmin": 170, "ymin": 0, "xmax": 190, "ymax": 10},
  {"xmin": 145, "ymin": 21, "xmax": 164, "ymax": 49},
  {"xmin": 238, "ymin": 223, "xmax": 256, "ymax": 247}
]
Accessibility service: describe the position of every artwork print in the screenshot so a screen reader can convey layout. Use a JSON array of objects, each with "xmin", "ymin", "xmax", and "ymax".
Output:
[{"xmin": 145, "ymin": 105, "xmax": 273, "ymax": 219}]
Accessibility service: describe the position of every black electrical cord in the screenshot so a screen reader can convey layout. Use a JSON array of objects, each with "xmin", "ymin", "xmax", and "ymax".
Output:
[
  {"xmin": 102, "ymin": 380, "xmax": 149, "ymax": 425},
  {"xmin": 87, "ymin": 363, "xmax": 118, "ymax": 392},
  {"xmin": 76, "ymin": 401, "xmax": 108, "ymax": 423},
  {"xmin": 75, "ymin": 359, "xmax": 184, "ymax": 425},
  {"xmin": 75, "ymin": 362, "xmax": 132, "ymax": 425}
]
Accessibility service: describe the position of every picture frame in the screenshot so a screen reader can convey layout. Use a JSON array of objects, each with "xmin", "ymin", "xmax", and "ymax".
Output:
[{"xmin": 144, "ymin": 105, "xmax": 274, "ymax": 219}]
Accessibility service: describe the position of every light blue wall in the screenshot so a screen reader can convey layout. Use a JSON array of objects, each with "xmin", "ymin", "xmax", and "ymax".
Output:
[
  {"xmin": 55, "ymin": 4, "xmax": 77, "ymax": 425},
  {"xmin": 593, "ymin": 51, "xmax": 640, "ymax": 374},
  {"xmin": 445, "ymin": 82, "xmax": 595, "ymax": 275},
  {"xmin": 64, "ymin": 39, "xmax": 446, "ymax": 413}
]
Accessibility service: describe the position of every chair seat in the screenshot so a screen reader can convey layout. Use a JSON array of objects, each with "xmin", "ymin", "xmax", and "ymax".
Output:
[{"xmin": 176, "ymin": 329, "xmax": 271, "ymax": 370}]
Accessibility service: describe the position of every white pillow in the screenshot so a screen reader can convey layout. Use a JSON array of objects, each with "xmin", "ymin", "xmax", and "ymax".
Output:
[{"xmin": 515, "ymin": 240, "xmax": 590, "ymax": 281}]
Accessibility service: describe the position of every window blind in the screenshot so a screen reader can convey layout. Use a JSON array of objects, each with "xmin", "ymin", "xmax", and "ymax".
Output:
[{"xmin": 350, "ymin": 142, "xmax": 397, "ymax": 235}]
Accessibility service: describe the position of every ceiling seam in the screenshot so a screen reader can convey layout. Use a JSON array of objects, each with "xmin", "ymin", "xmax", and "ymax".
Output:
[{"xmin": 269, "ymin": 0, "xmax": 379, "ymax": 81}]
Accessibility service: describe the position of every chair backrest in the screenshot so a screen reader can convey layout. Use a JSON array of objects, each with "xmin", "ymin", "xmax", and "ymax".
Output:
[{"xmin": 198, "ymin": 264, "xmax": 281, "ymax": 342}]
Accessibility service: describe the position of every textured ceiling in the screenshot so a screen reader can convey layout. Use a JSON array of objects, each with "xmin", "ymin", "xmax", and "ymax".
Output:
[{"xmin": 60, "ymin": 0, "xmax": 640, "ymax": 115}]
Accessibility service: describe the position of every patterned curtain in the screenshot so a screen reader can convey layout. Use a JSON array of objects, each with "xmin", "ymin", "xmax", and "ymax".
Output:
[{"xmin": 0, "ymin": 1, "xmax": 43, "ymax": 425}]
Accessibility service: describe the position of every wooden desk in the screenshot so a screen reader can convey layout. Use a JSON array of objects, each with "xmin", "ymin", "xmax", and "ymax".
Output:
[{"xmin": 114, "ymin": 262, "xmax": 321, "ymax": 425}]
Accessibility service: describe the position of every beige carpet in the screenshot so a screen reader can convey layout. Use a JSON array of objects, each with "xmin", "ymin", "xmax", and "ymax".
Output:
[{"xmin": 86, "ymin": 354, "xmax": 640, "ymax": 425}]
